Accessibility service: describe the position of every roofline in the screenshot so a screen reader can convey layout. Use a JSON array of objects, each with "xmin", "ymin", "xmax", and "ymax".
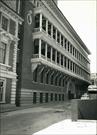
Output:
[{"xmin": 53, "ymin": 0, "xmax": 91, "ymax": 55}]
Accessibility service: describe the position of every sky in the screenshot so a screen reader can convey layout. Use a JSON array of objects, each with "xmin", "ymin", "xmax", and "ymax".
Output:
[{"xmin": 58, "ymin": 0, "xmax": 96, "ymax": 73}]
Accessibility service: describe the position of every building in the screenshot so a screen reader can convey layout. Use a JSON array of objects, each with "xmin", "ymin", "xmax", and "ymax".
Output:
[
  {"xmin": 88, "ymin": 73, "xmax": 97, "ymax": 99},
  {"xmin": 16, "ymin": 0, "xmax": 91, "ymax": 106},
  {"xmin": 90, "ymin": 73, "xmax": 97, "ymax": 86},
  {"xmin": 0, "ymin": 0, "xmax": 91, "ymax": 107},
  {"xmin": 0, "ymin": 0, "xmax": 22, "ymax": 105}
]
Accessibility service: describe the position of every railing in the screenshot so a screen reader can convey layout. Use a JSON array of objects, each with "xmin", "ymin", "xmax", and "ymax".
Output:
[
  {"xmin": 32, "ymin": 54, "xmax": 39, "ymax": 58},
  {"xmin": 0, "ymin": 63, "xmax": 11, "ymax": 71},
  {"xmin": 34, "ymin": 28, "xmax": 40, "ymax": 32}
]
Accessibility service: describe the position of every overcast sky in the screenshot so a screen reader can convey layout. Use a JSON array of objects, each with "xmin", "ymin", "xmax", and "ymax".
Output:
[{"xmin": 58, "ymin": 0, "xmax": 96, "ymax": 73}]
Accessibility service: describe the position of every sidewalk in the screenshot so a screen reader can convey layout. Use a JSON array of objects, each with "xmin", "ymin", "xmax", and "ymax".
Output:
[
  {"xmin": 33, "ymin": 119, "xmax": 97, "ymax": 135},
  {"xmin": 0, "ymin": 102, "xmax": 66, "ymax": 113}
]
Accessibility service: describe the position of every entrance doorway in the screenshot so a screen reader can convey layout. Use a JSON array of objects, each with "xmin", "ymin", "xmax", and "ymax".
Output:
[{"xmin": 67, "ymin": 81, "xmax": 75, "ymax": 100}]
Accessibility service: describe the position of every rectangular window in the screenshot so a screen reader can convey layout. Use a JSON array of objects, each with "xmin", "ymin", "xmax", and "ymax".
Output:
[
  {"xmin": 42, "ymin": 15, "xmax": 46, "ymax": 31},
  {"xmin": 57, "ymin": 31, "xmax": 60, "ymax": 43},
  {"xmin": 70, "ymin": 61, "xmax": 72, "ymax": 71},
  {"xmin": 61, "ymin": 35, "xmax": 63, "ymax": 46},
  {"xmin": 50, "ymin": 93, "xmax": 53, "ymax": 101},
  {"xmin": 48, "ymin": 21, "xmax": 51, "ymax": 36},
  {"xmin": 52, "ymin": 48, "xmax": 55, "ymax": 62},
  {"xmin": 64, "ymin": 57, "xmax": 66, "ymax": 68},
  {"xmin": 47, "ymin": 45, "xmax": 51, "ymax": 59},
  {"xmin": 65, "ymin": 39, "xmax": 67, "ymax": 49},
  {"xmin": 1, "ymin": 15, "xmax": 8, "ymax": 31},
  {"xmin": 35, "ymin": 14, "xmax": 40, "ymax": 28},
  {"xmin": 9, "ymin": 19, "xmax": 16, "ymax": 35},
  {"xmin": 68, "ymin": 41, "xmax": 70, "ymax": 52},
  {"xmin": 0, "ymin": 42, "xmax": 6, "ymax": 64},
  {"xmin": 61, "ymin": 55, "xmax": 63, "ymax": 66},
  {"xmin": 33, "ymin": 68, "xmax": 38, "ymax": 82},
  {"xmin": 34, "ymin": 39, "xmax": 39, "ymax": 54},
  {"xmin": 57, "ymin": 52, "xmax": 59, "ymax": 64},
  {"xmin": 70, "ymin": 44, "xmax": 72, "ymax": 54},
  {"xmin": 53, "ymin": 26, "xmax": 56, "ymax": 39},
  {"xmin": 41, "ymin": 40, "xmax": 45, "ymax": 56},
  {"xmin": 73, "ymin": 63, "xmax": 75, "ymax": 72},
  {"xmin": 0, "ymin": 79, "xmax": 5, "ymax": 102}
]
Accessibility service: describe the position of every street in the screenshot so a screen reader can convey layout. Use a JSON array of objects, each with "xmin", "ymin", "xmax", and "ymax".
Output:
[{"xmin": 0, "ymin": 102, "xmax": 71, "ymax": 135}]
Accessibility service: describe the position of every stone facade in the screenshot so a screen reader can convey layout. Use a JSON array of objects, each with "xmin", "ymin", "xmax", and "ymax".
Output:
[
  {"xmin": 0, "ymin": 0, "xmax": 91, "ymax": 107},
  {"xmin": 16, "ymin": 0, "xmax": 91, "ymax": 106},
  {"xmin": 0, "ymin": 1, "xmax": 23, "ymax": 105}
]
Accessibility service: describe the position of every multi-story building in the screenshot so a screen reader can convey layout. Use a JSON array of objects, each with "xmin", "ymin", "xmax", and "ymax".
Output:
[
  {"xmin": 0, "ymin": 0, "xmax": 22, "ymax": 105},
  {"xmin": 16, "ymin": 0, "xmax": 91, "ymax": 106}
]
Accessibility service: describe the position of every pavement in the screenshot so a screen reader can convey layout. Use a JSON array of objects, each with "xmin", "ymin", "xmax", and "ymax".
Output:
[
  {"xmin": 0, "ymin": 102, "xmax": 71, "ymax": 135},
  {"xmin": 33, "ymin": 119, "xmax": 97, "ymax": 135}
]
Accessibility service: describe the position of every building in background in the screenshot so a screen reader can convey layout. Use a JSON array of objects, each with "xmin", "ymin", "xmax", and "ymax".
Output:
[
  {"xmin": 16, "ymin": 0, "xmax": 91, "ymax": 106},
  {"xmin": 88, "ymin": 73, "xmax": 97, "ymax": 99},
  {"xmin": 0, "ymin": 0, "xmax": 22, "ymax": 106},
  {"xmin": 90, "ymin": 73, "xmax": 97, "ymax": 86}
]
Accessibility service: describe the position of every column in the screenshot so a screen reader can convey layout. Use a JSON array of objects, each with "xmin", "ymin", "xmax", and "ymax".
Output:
[
  {"xmin": 39, "ymin": 39, "xmax": 41, "ymax": 58},
  {"xmin": 69, "ymin": 60, "xmax": 71, "ymax": 70},
  {"xmin": 11, "ymin": 79, "xmax": 17, "ymax": 104},
  {"xmin": 66, "ymin": 58, "xmax": 68, "ymax": 70},
  {"xmin": 40, "ymin": 13, "xmax": 42, "ymax": 31},
  {"xmin": 13, "ymin": 41, "xmax": 18, "ymax": 72},
  {"xmin": 46, "ymin": 20, "xmax": 48, "ymax": 34},
  {"xmin": 56, "ymin": 29, "xmax": 57, "ymax": 43},
  {"xmin": 51, "ymin": 24, "xmax": 53, "ymax": 38},
  {"xmin": 45, "ymin": 43, "xmax": 47, "ymax": 60},
  {"xmin": 60, "ymin": 33, "xmax": 61, "ymax": 46},
  {"xmin": 11, "ymin": 21, "xmax": 18, "ymax": 104},
  {"xmin": 72, "ymin": 62, "xmax": 73, "ymax": 72},
  {"xmin": 63, "ymin": 38, "xmax": 65, "ymax": 48}
]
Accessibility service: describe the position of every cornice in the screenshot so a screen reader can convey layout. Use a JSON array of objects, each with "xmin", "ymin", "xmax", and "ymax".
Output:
[
  {"xmin": 0, "ymin": 1, "xmax": 23, "ymax": 24},
  {"xmin": 41, "ymin": 0, "xmax": 91, "ymax": 55}
]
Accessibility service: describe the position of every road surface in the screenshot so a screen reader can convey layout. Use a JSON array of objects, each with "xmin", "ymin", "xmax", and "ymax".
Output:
[{"xmin": 0, "ymin": 102, "xmax": 71, "ymax": 135}]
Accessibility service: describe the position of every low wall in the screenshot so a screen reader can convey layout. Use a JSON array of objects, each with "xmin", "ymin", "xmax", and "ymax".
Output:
[{"xmin": 71, "ymin": 99, "xmax": 97, "ymax": 120}]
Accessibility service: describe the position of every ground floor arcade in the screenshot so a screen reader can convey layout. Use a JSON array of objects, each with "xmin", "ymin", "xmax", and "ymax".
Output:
[{"xmin": 16, "ymin": 62, "xmax": 88, "ymax": 106}]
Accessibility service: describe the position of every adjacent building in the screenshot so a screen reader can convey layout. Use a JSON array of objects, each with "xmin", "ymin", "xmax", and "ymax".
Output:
[{"xmin": 0, "ymin": 0, "xmax": 22, "ymax": 105}]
